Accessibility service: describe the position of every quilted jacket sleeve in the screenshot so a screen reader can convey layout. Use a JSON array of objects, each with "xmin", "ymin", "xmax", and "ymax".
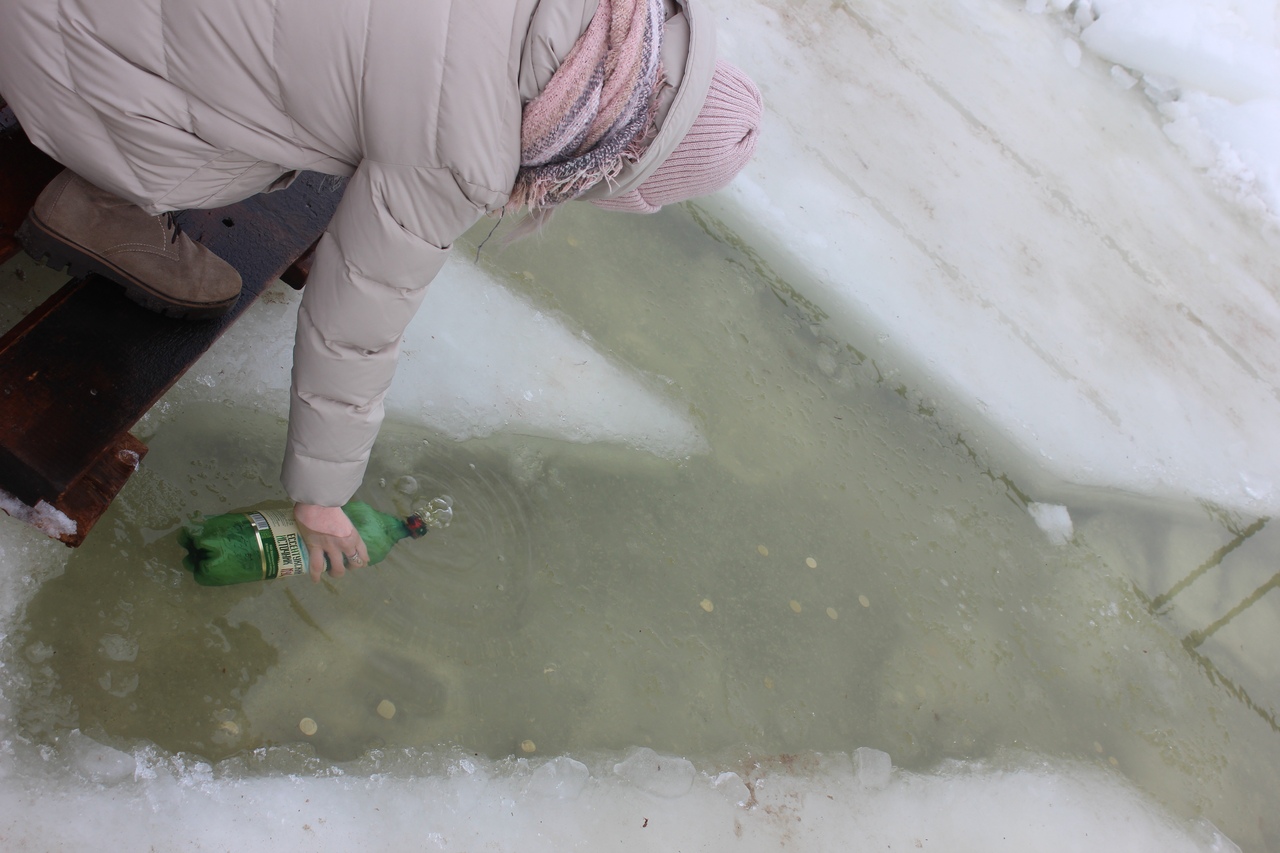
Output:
[{"xmin": 281, "ymin": 159, "xmax": 484, "ymax": 506}]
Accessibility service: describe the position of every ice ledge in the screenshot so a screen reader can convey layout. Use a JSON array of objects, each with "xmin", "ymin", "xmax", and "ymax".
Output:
[
  {"xmin": 705, "ymin": 0, "xmax": 1280, "ymax": 515},
  {"xmin": 0, "ymin": 740, "xmax": 1234, "ymax": 853}
]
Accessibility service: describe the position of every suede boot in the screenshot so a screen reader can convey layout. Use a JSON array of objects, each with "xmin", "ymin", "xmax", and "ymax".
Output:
[{"xmin": 16, "ymin": 170, "xmax": 242, "ymax": 319}]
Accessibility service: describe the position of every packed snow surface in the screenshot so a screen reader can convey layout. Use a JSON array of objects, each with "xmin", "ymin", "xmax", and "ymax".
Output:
[{"xmin": 0, "ymin": 737, "xmax": 1239, "ymax": 853}]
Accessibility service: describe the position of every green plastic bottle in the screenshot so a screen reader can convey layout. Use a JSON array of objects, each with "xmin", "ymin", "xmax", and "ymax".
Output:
[{"xmin": 179, "ymin": 497, "xmax": 453, "ymax": 586}]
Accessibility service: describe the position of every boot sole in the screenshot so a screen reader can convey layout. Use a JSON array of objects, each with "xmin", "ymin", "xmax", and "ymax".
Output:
[{"xmin": 15, "ymin": 212, "xmax": 240, "ymax": 321}]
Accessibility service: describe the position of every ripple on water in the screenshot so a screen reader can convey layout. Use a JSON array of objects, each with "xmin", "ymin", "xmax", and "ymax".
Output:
[{"xmin": 360, "ymin": 441, "xmax": 536, "ymax": 655}]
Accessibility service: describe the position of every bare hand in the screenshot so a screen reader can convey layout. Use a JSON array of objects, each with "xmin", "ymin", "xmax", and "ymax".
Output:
[{"xmin": 294, "ymin": 503, "xmax": 369, "ymax": 581}]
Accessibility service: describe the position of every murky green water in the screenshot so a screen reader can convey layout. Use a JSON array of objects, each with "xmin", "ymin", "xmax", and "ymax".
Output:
[{"xmin": 4, "ymin": 205, "xmax": 1279, "ymax": 850}]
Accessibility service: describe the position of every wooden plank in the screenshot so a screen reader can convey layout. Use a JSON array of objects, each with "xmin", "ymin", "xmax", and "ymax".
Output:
[
  {"xmin": 282, "ymin": 238, "xmax": 321, "ymax": 290},
  {"xmin": 53, "ymin": 434, "xmax": 149, "ymax": 547},
  {"xmin": 0, "ymin": 101, "xmax": 346, "ymax": 542}
]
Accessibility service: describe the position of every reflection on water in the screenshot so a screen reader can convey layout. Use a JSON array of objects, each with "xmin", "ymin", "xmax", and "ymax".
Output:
[{"xmin": 6, "ymin": 204, "xmax": 1280, "ymax": 850}]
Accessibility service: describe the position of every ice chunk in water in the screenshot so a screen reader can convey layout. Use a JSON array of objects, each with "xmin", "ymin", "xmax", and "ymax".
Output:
[
  {"xmin": 98, "ymin": 635, "xmax": 138, "ymax": 663},
  {"xmin": 1028, "ymin": 502, "xmax": 1074, "ymax": 545},
  {"xmin": 712, "ymin": 771, "xmax": 751, "ymax": 806},
  {"xmin": 612, "ymin": 747, "xmax": 695, "ymax": 798},
  {"xmin": 97, "ymin": 672, "xmax": 139, "ymax": 698},
  {"xmin": 854, "ymin": 747, "xmax": 893, "ymax": 790},
  {"xmin": 526, "ymin": 757, "xmax": 590, "ymax": 800},
  {"xmin": 25, "ymin": 641, "xmax": 55, "ymax": 664}
]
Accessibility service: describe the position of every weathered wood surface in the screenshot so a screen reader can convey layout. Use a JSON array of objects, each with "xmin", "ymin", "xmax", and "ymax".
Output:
[{"xmin": 0, "ymin": 100, "xmax": 343, "ymax": 545}]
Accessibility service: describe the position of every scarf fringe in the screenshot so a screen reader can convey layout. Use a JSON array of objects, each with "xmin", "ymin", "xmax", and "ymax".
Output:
[
  {"xmin": 505, "ymin": 0, "xmax": 665, "ymax": 214},
  {"xmin": 505, "ymin": 111, "xmax": 656, "ymax": 212}
]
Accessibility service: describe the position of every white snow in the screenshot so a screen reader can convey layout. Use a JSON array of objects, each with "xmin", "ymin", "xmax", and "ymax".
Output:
[
  {"xmin": 0, "ymin": 742, "xmax": 1238, "ymax": 853},
  {"xmin": 1080, "ymin": 0, "xmax": 1280, "ymax": 102},
  {"xmin": 0, "ymin": 488, "xmax": 76, "ymax": 539},
  {"xmin": 1070, "ymin": 0, "xmax": 1280, "ymax": 236},
  {"xmin": 1160, "ymin": 92, "xmax": 1280, "ymax": 216}
]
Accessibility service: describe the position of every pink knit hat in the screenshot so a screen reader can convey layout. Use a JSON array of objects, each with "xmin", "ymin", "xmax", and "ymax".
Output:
[{"xmin": 591, "ymin": 60, "xmax": 762, "ymax": 213}]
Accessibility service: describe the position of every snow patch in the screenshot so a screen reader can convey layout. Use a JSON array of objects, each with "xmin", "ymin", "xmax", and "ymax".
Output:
[
  {"xmin": 0, "ymin": 489, "xmax": 75, "ymax": 539},
  {"xmin": 1045, "ymin": 0, "xmax": 1280, "ymax": 221},
  {"xmin": 1160, "ymin": 93, "xmax": 1280, "ymax": 217},
  {"xmin": 1080, "ymin": 1, "xmax": 1280, "ymax": 103}
]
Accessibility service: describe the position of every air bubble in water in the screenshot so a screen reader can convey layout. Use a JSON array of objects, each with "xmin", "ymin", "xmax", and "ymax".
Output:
[
  {"xmin": 416, "ymin": 495, "xmax": 455, "ymax": 530},
  {"xmin": 393, "ymin": 475, "xmax": 420, "ymax": 495}
]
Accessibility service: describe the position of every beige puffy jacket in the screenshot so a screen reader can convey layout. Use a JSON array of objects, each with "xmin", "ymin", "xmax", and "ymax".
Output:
[{"xmin": 0, "ymin": 0, "xmax": 715, "ymax": 505}]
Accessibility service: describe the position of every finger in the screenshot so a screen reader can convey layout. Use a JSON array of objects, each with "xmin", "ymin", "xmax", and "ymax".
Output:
[
  {"xmin": 350, "ymin": 535, "xmax": 370, "ymax": 567},
  {"xmin": 307, "ymin": 545, "xmax": 325, "ymax": 582},
  {"xmin": 327, "ymin": 544, "xmax": 347, "ymax": 578},
  {"xmin": 339, "ymin": 535, "xmax": 367, "ymax": 568}
]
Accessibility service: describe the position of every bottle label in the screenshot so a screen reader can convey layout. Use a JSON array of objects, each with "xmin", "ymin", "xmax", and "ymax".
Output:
[{"xmin": 254, "ymin": 508, "xmax": 308, "ymax": 578}]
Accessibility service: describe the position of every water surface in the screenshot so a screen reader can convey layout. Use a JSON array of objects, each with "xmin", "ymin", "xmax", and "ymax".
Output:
[{"xmin": 5, "ymin": 205, "xmax": 1278, "ymax": 850}]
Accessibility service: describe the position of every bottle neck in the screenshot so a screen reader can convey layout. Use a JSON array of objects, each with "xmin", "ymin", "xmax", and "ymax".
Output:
[
  {"xmin": 405, "ymin": 496, "xmax": 453, "ymax": 537},
  {"xmin": 404, "ymin": 514, "xmax": 430, "ymax": 539}
]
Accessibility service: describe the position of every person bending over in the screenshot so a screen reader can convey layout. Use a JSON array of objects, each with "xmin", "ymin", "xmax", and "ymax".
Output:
[{"xmin": 0, "ymin": 0, "xmax": 762, "ymax": 577}]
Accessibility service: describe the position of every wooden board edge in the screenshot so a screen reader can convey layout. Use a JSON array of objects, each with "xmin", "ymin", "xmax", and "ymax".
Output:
[
  {"xmin": 53, "ymin": 433, "xmax": 149, "ymax": 546},
  {"xmin": 0, "ymin": 432, "xmax": 149, "ymax": 547}
]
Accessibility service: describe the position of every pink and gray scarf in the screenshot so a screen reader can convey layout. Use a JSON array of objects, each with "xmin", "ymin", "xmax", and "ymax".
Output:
[{"xmin": 507, "ymin": 0, "xmax": 665, "ymax": 212}]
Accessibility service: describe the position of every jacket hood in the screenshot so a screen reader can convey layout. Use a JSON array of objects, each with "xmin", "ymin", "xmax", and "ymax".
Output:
[{"xmin": 576, "ymin": 0, "xmax": 717, "ymax": 203}]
